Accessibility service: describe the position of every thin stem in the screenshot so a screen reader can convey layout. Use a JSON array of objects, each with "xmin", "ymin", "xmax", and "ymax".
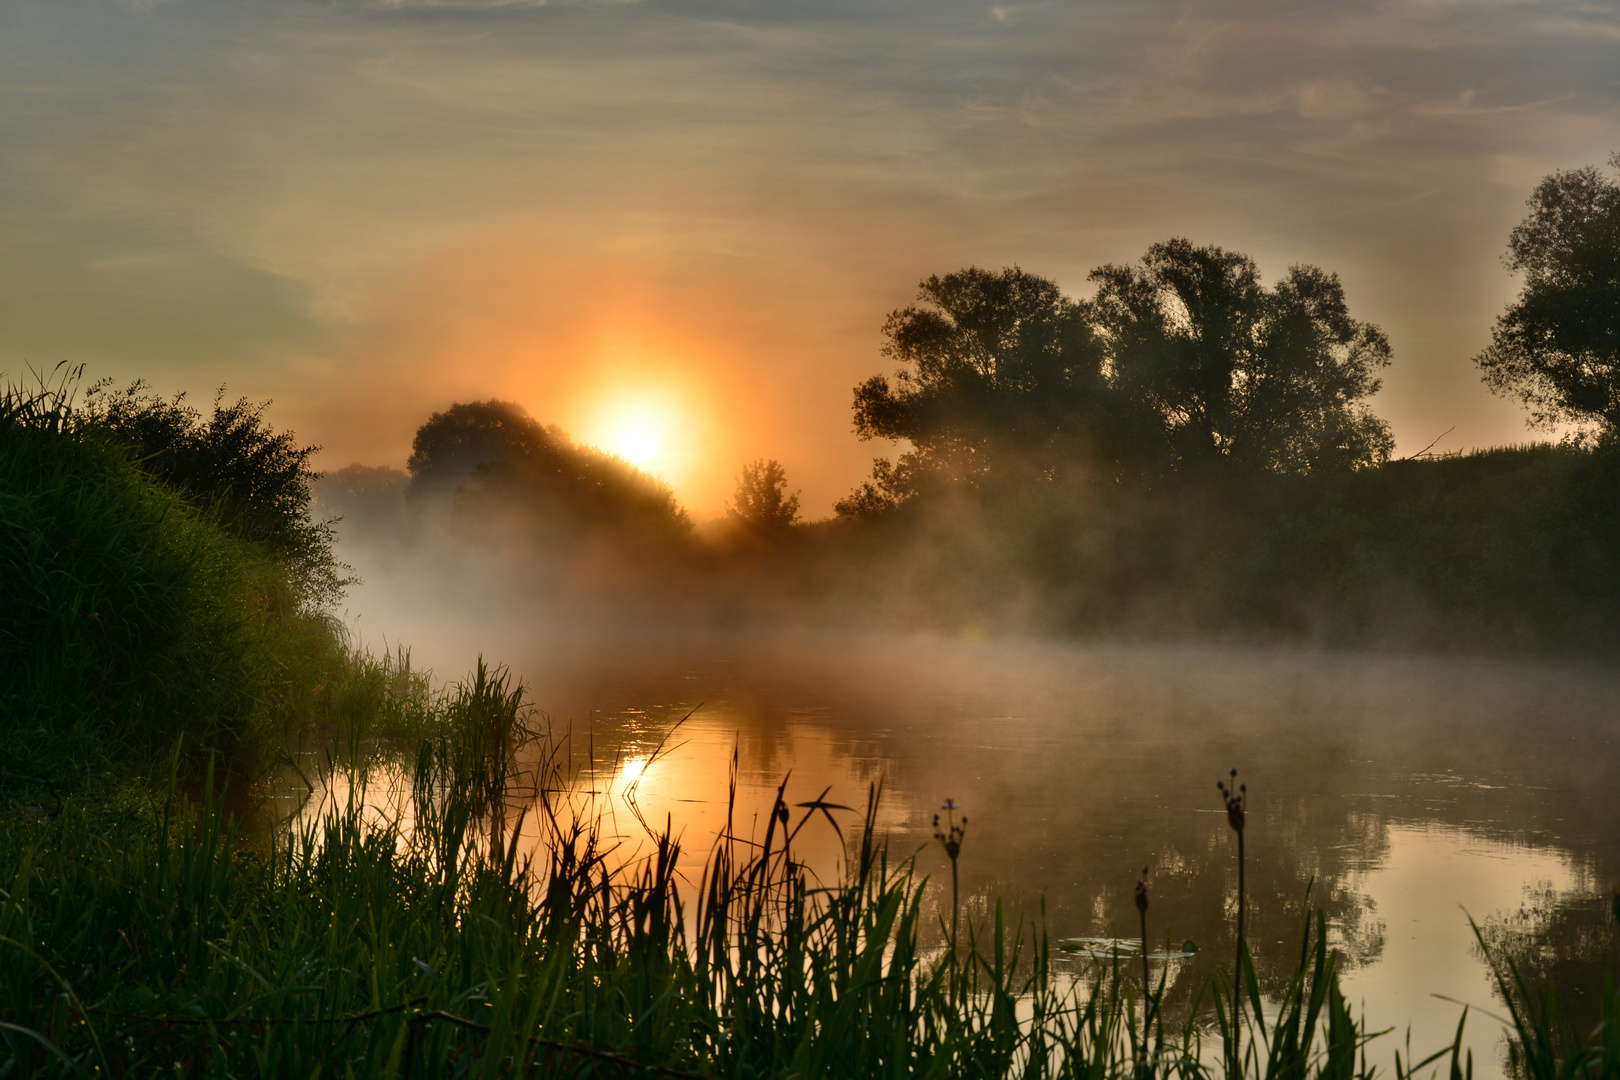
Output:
[
  {"xmin": 1140, "ymin": 905, "xmax": 1152, "ymax": 1076},
  {"xmin": 951, "ymin": 855, "xmax": 960, "ymax": 960},
  {"xmin": 1233, "ymin": 828, "xmax": 1246, "ymax": 1077}
]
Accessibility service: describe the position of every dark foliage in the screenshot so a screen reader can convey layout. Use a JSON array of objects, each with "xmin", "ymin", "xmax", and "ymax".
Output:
[
  {"xmin": 406, "ymin": 399, "xmax": 692, "ymax": 546},
  {"xmin": 1092, "ymin": 239, "xmax": 1393, "ymax": 473},
  {"xmin": 821, "ymin": 442, "xmax": 1620, "ymax": 653},
  {"xmin": 843, "ymin": 244, "xmax": 1393, "ymax": 512},
  {"xmin": 851, "ymin": 267, "xmax": 1128, "ymax": 497},
  {"xmin": 727, "ymin": 458, "xmax": 801, "ymax": 532},
  {"xmin": 82, "ymin": 379, "xmax": 346, "ymax": 607},
  {"xmin": 1477, "ymin": 153, "xmax": 1620, "ymax": 434},
  {"xmin": 0, "ymin": 375, "xmax": 351, "ymax": 786}
]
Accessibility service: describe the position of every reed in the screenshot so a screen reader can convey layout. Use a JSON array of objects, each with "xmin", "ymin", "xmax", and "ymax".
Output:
[
  {"xmin": 934, "ymin": 797, "xmax": 967, "ymax": 958},
  {"xmin": 1218, "ymin": 767, "xmax": 1249, "ymax": 1076},
  {"xmin": 0, "ymin": 709, "xmax": 1545, "ymax": 1080}
]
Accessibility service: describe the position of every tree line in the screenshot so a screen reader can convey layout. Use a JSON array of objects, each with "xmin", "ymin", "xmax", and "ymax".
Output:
[
  {"xmin": 320, "ymin": 151, "xmax": 1619, "ymax": 558},
  {"xmin": 821, "ymin": 152, "xmax": 1620, "ymax": 519}
]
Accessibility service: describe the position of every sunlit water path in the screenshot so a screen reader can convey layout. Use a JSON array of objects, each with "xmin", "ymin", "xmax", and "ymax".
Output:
[{"xmin": 315, "ymin": 634, "xmax": 1620, "ymax": 1078}]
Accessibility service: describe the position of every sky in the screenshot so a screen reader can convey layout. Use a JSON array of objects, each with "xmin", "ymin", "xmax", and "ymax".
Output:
[{"xmin": 2, "ymin": 0, "xmax": 1618, "ymax": 518}]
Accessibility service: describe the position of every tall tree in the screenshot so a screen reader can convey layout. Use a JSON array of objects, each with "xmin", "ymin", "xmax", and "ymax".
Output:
[
  {"xmin": 845, "ymin": 266, "xmax": 1115, "ymax": 509},
  {"xmin": 1090, "ymin": 238, "xmax": 1393, "ymax": 473},
  {"xmin": 1476, "ymin": 154, "xmax": 1620, "ymax": 434}
]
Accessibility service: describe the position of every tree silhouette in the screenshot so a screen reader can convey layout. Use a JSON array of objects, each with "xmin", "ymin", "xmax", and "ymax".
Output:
[
  {"xmin": 844, "ymin": 266, "xmax": 1136, "ymax": 511},
  {"xmin": 728, "ymin": 459, "xmax": 800, "ymax": 531},
  {"xmin": 407, "ymin": 400, "xmax": 690, "ymax": 541},
  {"xmin": 838, "ymin": 249, "xmax": 1393, "ymax": 514},
  {"xmin": 1090, "ymin": 238, "xmax": 1393, "ymax": 472},
  {"xmin": 406, "ymin": 400, "xmax": 567, "ymax": 491},
  {"xmin": 1476, "ymin": 153, "xmax": 1620, "ymax": 435}
]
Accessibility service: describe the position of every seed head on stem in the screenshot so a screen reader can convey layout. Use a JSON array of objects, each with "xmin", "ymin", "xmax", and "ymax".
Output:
[
  {"xmin": 1218, "ymin": 769, "xmax": 1246, "ymax": 834},
  {"xmin": 1135, "ymin": 865, "xmax": 1152, "ymax": 1068},
  {"xmin": 935, "ymin": 799, "xmax": 967, "ymax": 959},
  {"xmin": 933, "ymin": 799, "xmax": 967, "ymax": 857}
]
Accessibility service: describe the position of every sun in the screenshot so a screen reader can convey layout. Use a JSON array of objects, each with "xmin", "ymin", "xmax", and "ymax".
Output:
[
  {"xmin": 612, "ymin": 421, "xmax": 662, "ymax": 470},
  {"xmin": 586, "ymin": 394, "xmax": 679, "ymax": 474}
]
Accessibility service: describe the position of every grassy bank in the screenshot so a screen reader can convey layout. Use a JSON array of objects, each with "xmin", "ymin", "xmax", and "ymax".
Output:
[
  {"xmin": 0, "ymin": 372, "xmax": 396, "ymax": 795},
  {"xmin": 763, "ymin": 441, "xmax": 1620, "ymax": 653}
]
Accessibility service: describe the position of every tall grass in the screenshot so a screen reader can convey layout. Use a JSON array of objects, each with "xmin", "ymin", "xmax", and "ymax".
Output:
[
  {"xmin": 0, "ymin": 687, "xmax": 1556, "ymax": 1080},
  {"xmin": 0, "ymin": 371, "xmax": 395, "ymax": 793}
]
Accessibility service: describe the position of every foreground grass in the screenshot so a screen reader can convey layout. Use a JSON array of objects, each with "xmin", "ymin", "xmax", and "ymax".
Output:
[{"xmin": 4, "ymin": 682, "xmax": 1615, "ymax": 1080}]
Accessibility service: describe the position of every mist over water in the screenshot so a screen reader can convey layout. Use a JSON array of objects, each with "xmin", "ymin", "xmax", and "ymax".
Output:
[{"xmin": 321, "ymin": 484, "xmax": 1620, "ymax": 1080}]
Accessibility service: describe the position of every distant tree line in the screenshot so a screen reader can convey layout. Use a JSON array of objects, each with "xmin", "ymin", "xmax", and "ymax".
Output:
[{"xmin": 406, "ymin": 399, "xmax": 691, "ymax": 547}]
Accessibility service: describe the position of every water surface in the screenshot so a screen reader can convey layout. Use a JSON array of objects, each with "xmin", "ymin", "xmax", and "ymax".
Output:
[{"xmin": 333, "ymin": 632, "xmax": 1620, "ymax": 1076}]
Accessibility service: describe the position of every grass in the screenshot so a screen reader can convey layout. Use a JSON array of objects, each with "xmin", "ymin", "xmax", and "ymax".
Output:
[
  {"xmin": 2, "ymin": 688, "xmax": 1610, "ymax": 1080},
  {"xmin": 0, "ymin": 730, "xmax": 1323, "ymax": 1079},
  {"xmin": 0, "ymin": 371, "xmax": 396, "ymax": 795}
]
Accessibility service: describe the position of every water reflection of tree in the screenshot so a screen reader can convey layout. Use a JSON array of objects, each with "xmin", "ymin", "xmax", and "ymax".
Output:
[{"xmin": 1476, "ymin": 879, "xmax": 1616, "ymax": 1036}]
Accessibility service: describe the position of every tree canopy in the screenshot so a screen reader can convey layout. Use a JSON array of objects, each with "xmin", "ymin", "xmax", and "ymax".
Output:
[
  {"xmin": 1476, "ymin": 153, "xmax": 1620, "ymax": 434},
  {"xmin": 1092, "ymin": 239, "xmax": 1393, "ymax": 473},
  {"xmin": 851, "ymin": 267, "xmax": 1110, "ymax": 484},
  {"xmin": 841, "ymin": 242, "xmax": 1394, "ymax": 513},
  {"xmin": 407, "ymin": 400, "xmax": 691, "ymax": 542}
]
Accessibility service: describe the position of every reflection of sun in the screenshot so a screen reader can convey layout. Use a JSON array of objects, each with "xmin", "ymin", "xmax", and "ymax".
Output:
[{"xmin": 619, "ymin": 756, "xmax": 649, "ymax": 785}]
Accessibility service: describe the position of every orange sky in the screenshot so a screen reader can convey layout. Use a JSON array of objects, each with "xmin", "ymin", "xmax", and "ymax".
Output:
[
  {"xmin": 301, "ymin": 227, "xmax": 911, "ymax": 515},
  {"xmin": 3, "ymin": 0, "xmax": 1617, "ymax": 517}
]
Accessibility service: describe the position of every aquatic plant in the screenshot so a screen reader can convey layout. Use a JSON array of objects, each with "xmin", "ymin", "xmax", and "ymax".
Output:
[
  {"xmin": 1135, "ymin": 864, "xmax": 1154, "ymax": 1070},
  {"xmin": 1219, "ymin": 767, "xmax": 1249, "ymax": 1074},
  {"xmin": 0, "ymin": 736, "xmax": 1381, "ymax": 1080}
]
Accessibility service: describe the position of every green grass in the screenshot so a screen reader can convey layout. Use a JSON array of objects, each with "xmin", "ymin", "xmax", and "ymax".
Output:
[
  {"xmin": 0, "ymin": 736, "xmax": 1358, "ymax": 1079},
  {"xmin": 3, "ymin": 677, "xmax": 1602, "ymax": 1080},
  {"xmin": 0, "ymin": 373, "xmax": 394, "ymax": 794}
]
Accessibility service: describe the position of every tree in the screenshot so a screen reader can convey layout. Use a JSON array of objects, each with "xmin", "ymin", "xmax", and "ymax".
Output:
[
  {"xmin": 728, "ymin": 459, "xmax": 800, "ymax": 531},
  {"xmin": 1476, "ymin": 154, "xmax": 1620, "ymax": 434},
  {"xmin": 844, "ymin": 266, "xmax": 1123, "ymax": 509},
  {"xmin": 406, "ymin": 400, "xmax": 691, "ymax": 542},
  {"xmin": 406, "ymin": 400, "xmax": 567, "ymax": 491},
  {"xmin": 1090, "ymin": 238, "xmax": 1393, "ymax": 472}
]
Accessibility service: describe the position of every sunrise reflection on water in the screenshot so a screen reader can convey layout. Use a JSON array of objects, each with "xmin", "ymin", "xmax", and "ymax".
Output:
[{"xmin": 293, "ymin": 635, "xmax": 1620, "ymax": 1079}]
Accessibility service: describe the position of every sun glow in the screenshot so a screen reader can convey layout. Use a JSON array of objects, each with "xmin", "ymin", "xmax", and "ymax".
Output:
[
  {"xmin": 612, "ymin": 419, "xmax": 663, "ymax": 469},
  {"xmin": 584, "ymin": 391, "xmax": 685, "ymax": 476}
]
